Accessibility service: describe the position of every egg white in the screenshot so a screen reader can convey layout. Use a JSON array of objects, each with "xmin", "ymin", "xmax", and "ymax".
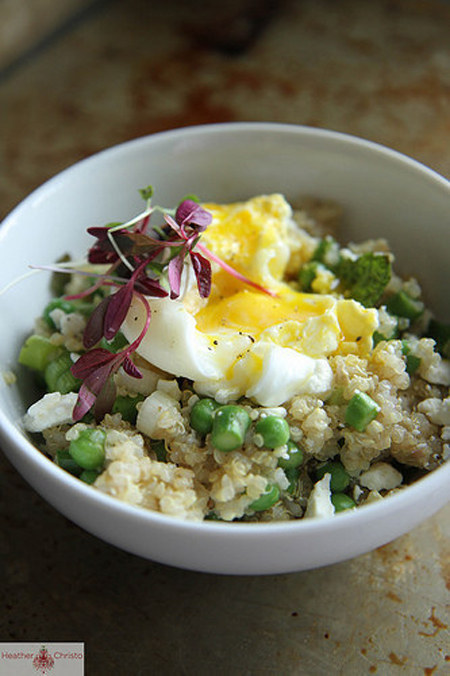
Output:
[{"xmin": 121, "ymin": 195, "xmax": 378, "ymax": 406}]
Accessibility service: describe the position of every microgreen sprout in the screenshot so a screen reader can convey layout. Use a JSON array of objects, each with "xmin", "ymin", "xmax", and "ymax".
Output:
[{"xmin": 26, "ymin": 187, "xmax": 274, "ymax": 421}]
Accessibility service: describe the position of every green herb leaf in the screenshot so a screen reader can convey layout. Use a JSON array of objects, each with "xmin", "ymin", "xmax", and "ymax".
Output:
[
  {"xmin": 139, "ymin": 185, "xmax": 154, "ymax": 202},
  {"xmin": 181, "ymin": 193, "xmax": 200, "ymax": 203},
  {"xmin": 386, "ymin": 290, "xmax": 424, "ymax": 320},
  {"xmin": 336, "ymin": 252, "xmax": 391, "ymax": 307},
  {"xmin": 312, "ymin": 236, "xmax": 340, "ymax": 268},
  {"xmin": 298, "ymin": 261, "xmax": 323, "ymax": 292}
]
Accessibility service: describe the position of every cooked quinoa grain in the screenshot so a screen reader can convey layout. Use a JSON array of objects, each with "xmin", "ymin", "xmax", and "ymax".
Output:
[{"xmin": 21, "ymin": 195, "xmax": 449, "ymax": 522}]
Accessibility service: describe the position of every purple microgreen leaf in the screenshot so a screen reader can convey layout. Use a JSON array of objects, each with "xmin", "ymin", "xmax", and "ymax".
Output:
[
  {"xmin": 87, "ymin": 226, "xmax": 112, "ymax": 239},
  {"xmin": 136, "ymin": 213, "xmax": 150, "ymax": 234},
  {"xmin": 83, "ymin": 297, "xmax": 111, "ymax": 349},
  {"xmin": 163, "ymin": 213, "xmax": 182, "ymax": 237},
  {"xmin": 71, "ymin": 348, "xmax": 116, "ymax": 380},
  {"xmin": 117, "ymin": 232, "xmax": 165, "ymax": 255},
  {"xmin": 122, "ymin": 356, "xmax": 142, "ymax": 379},
  {"xmin": 184, "ymin": 233, "xmax": 201, "ymax": 251},
  {"xmin": 167, "ymin": 254, "xmax": 184, "ymax": 299},
  {"xmin": 87, "ymin": 229, "xmax": 134, "ymax": 265},
  {"xmin": 73, "ymin": 383, "xmax": 97, "ymax": 421},
  {"xmin": 133, "ymin": 276, "xmax": 167, "ymax": 297},
  {"xmin": 103, "ymin": 281, "xmax": 134, "ymax": 340},
  {"xmin": 176, "ymin": 200, "xmax": 212, "ymax": 230},
  {"xmin": 71, "ymin": 349, "xmax": 126, "ymax": 421},
  {"xmin": 93, "ymin": 377, "xmax": 117, "ymax": 422},
  {"xmin": 190, "ymin": 251, "xmax": 211, "ymax": 298}
]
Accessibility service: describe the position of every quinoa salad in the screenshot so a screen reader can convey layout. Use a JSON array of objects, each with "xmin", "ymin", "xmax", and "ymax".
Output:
[{"xmin": 19, "ymin": 191, "xmax": 450, "ymax": 522}]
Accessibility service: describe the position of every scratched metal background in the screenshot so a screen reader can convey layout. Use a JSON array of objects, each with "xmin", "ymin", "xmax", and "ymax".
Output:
[{"xmin": 0, "ymin": 1, "xmax": 449, "ymax": 674}]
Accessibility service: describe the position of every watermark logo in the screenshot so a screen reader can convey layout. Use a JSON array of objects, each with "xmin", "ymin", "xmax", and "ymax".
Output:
[
  {"xmin": 0, "ymin": 643, "xmax": 84, "ymax": 675},
  {"xmin": 33, "ymin": 646, "xmax": 55, "ymax": 675}
]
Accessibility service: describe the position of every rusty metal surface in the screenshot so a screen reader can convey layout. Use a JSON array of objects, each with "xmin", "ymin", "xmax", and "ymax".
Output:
[{"xmin": 0, "ymin": 1, "xmax": 449, "ymax": 673}]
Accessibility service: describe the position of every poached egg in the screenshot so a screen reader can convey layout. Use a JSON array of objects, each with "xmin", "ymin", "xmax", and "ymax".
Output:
[{"xmin": 121, "ymin": 195, "xmax": 378, "ymax": 406}]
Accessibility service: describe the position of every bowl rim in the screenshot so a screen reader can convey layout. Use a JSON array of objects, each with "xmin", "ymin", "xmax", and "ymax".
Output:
[
  {"xmin": 1, "ymin": 122, "xmax": 449, "ymax": 241},
  {"xmin": 1, "ymin": 121, "xmax": 449, "ymax": 537}
]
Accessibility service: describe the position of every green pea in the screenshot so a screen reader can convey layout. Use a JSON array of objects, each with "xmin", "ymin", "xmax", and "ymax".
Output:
[
  {"xmin": 345, "ymin": 391, "xmax": 380, "ymax": 432},
  {"xmin": 44, "ymin": 351, "xmax": 81, "ymax": 394},
  {"xmin": 316, "ymin": 460, "xmax": 350, "ymax": 493},
  {"xmin": 69, "ymin": 428, "xmax": 106, "ymax": 470},
  {"xmin": 249, "ymin": 483, "xmax": 280, "ymax": 512},
  {"xmin": 331, "ymin": 493, "xmax": 356, "ymax": 512},
  {"xmin": 112, "ymin": 393, "xmax": 145, "ymax": 423},
  {"xmin": 255, "ymin": 415, "xmax": 290, "ymax": 449},
  {"xmin": 283, "ymin": 466, "xmax": 301, "ymax": 495},
  {"xmin": 43, "ymin": 298, "xmax": 76, "ymax": 329},
  {"xmin": 386, "ymin": 290, "xmax": 424, "ymax": 321},
  {"xmin": 277, "ymin": 440, "xmax": 304, "ymax": 470},
  {"xmin": 54, "ymin": 449, "xmax": 83, "ymax": 476},
  {"xmin": 190, "ymin": 398, "xmax": 221, "ymax": 436},
  {"xmin": 211, "ymin": 405, "xmax": 251, "ymax": 452},
  {"xmin": 18, "ymin": 335, "xmax": 62, "ymax": 372},
  {"xmin": 79, "ymin": 469, "xmax": 100, "ymax": 485}
]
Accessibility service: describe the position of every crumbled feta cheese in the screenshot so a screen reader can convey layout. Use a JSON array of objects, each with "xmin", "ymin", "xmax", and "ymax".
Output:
[
  {"xmin": 157, "ymin": 378, "xmax": 181, "ymax": 401},
  {"xmin": 421, "ymin": 359, "xmax": 450, "ymax": 386},
  {"xmin": 59, "ymin": 312, "xmax": 86, "ymax": 338},
  {"xmin": 402, "ymin": 277, "xmax": 422, "ymax": 299},
  {"xmin": 359, "ymin": 462, "xmax": 403, "ymax": 491},
  {"xmin": 114, "ymin": 363, "xmax": 160, "ymax": 396},
  {"xmin": 417, "ymin": 397, "xmax": 450, "ymax": 426},
  {"xmin": 377, "ymin": 306, "xmax": 398, "ymax": 340},
  {"xmin": 274, "ymin": 466, "xmax": 290, "ymax": 491},
  {"xmin": 65, "ymin": 422, "xmax": 88, "ymax": 441},
  {"xmin": 304, "ymin": 473, "xmax": 335, "ymax": 519},
  {"xmin": 364, "ymin": 490, "xmax": 384, "ymax": 504},
  {"xmin": 23, "ymin": 392, "xmax": 78, "ymax": 432},
  {"xmin": 136, "ymin": 390, "xmax": 185, "ymax": 439}
]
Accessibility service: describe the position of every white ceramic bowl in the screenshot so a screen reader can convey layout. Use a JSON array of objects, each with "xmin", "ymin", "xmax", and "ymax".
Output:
[{"xmin": 0, "ymin": 123, "xmax": 449, "ymax": 575}]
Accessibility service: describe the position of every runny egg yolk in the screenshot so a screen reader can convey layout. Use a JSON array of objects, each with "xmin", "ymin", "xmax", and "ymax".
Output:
[
  {"xmin": 195, "ymin": 287, "xmax": 335, "ymax": 336},
  {"xmin": 122, "ymin": 194, "xmax": 379, "ymax": 406},
  {"xmin": 194, "ymin": 194, "xmax": 378, "ymax": 356}
]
